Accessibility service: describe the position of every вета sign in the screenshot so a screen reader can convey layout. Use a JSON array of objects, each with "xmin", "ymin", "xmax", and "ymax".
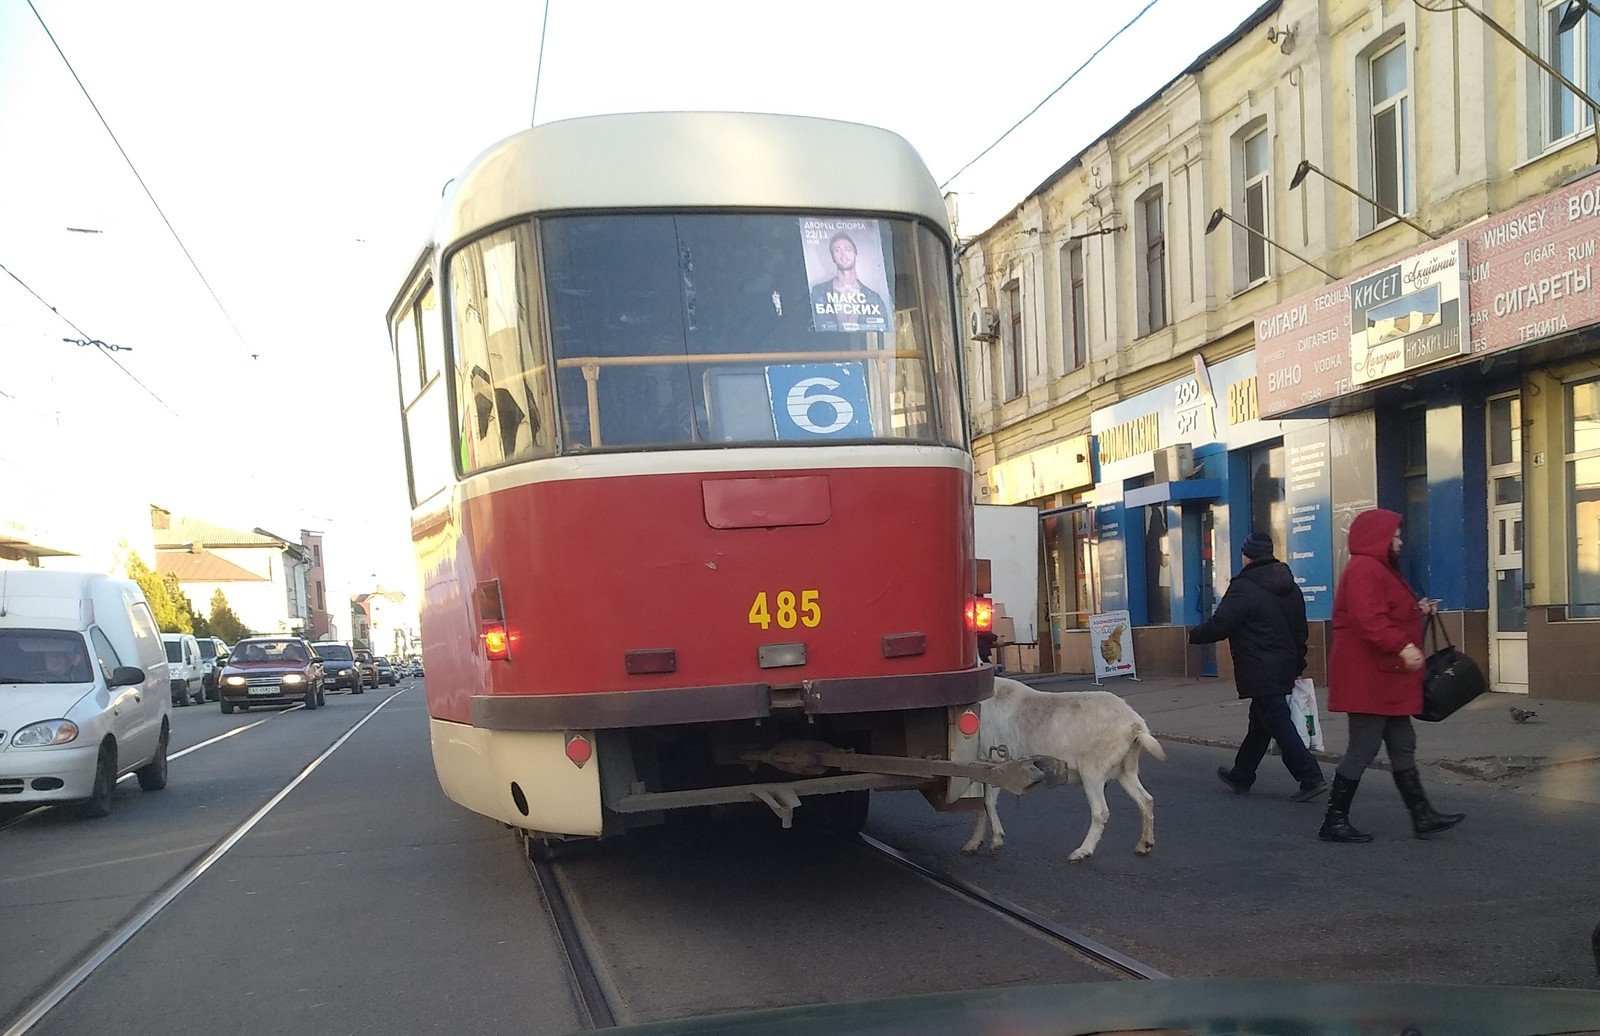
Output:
[{"xmin": 1256, "ymin": 172, "xmax": 1600, "ymax": 416}]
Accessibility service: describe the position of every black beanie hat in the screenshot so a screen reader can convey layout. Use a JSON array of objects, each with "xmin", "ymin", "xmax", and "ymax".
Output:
[{"xmin": 1242, "ymin": 532, "xmax": 1274, "ymax": 559}]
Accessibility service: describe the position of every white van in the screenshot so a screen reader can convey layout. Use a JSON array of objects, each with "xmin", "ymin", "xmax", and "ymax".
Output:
[
  {"xmin": 161, "ymin": 632, "xmax": 205, "ymax": 706},
  {"xmin": 0, "ymin": 570, "xmax": 171, "ymax": 816}
]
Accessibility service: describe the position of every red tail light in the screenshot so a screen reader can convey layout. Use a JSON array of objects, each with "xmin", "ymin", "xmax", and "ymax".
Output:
[
  {"xmin": 482, "ymin": 622, "xmax": 510, "ymax": 661},
  {"xmin": 965, "ymin": 596, "xmax": 995, "ymax": 632},
  {"xmin": 564, "ymin": 732, "xmax": 593, "ymax": 767}
]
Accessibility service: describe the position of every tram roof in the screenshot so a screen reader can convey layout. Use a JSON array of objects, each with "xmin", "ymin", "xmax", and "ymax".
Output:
[{"xmin": 432, "ymin": 111, "xmax": 951, "ymax": 250}]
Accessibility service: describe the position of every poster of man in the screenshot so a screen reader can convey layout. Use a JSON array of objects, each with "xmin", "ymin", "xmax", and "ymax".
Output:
[{"xmin": 800, "ymin": 217, "xmax": 894, "ymax": 333}]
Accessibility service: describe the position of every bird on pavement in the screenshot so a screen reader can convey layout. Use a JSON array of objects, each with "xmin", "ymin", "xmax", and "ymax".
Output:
[{"xmin": 1509, "ymin": 706, "xmax": 1538, "ymax": 724}]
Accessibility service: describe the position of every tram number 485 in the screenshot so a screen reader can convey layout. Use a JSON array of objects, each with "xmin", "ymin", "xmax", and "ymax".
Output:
[{"xmin": 748, "ymin": 590, "xmax": 821, "ymax": 630}]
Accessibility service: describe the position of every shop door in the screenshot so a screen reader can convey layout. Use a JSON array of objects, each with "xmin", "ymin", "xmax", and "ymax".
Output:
[{"xmin": 1488, "ymin": 395, "xmax": 1527, "ymax": 694}]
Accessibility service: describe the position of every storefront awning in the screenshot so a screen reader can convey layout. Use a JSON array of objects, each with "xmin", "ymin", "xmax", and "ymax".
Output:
[{"xmin": 1123, "ymin": 478, "xmax": 1223, "ymax": 508}]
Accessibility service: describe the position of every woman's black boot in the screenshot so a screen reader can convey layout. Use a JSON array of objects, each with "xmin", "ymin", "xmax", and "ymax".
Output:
[
  {"xmin": 1319, "ymin": 775, "xmax": 1373, "ymax": 843},
  {"xmin": 1393, "ymin": 767, "xmax": 1464, "ymax": 836}
]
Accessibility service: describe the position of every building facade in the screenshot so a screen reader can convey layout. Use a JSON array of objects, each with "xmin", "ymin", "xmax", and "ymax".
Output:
[
  {"xmin": 961, "ymin": 0, "xmax": 1600, "ymax": 701},
  {"xmin": 153, "ymin": 510, "xmax": 313, "ymax": 637}
]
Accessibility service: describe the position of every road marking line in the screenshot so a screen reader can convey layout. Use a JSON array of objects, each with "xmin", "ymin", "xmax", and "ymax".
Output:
[{"xmin": 1, "ymin": 688, "xmax": 410, "ymax": 1036}]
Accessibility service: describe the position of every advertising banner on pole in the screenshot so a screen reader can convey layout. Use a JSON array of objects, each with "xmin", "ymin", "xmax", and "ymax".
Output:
[{"xmin": 1089, "ymin": 609, "xmax": 1137, "ymax": 681}]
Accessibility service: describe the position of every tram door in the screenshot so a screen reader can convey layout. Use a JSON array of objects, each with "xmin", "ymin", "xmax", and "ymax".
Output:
[{"xmin": 1488, "ymin": 394, "xmax": 1527, "ymax": 693}]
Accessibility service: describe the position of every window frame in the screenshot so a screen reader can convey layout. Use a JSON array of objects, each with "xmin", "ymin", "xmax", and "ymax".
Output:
[
  {"xmin": 1564, "ymin": 376, "xmax": 1600, "ymax": 616},
  {"xmin": 1367, "ymin": 39, "xmax": 1414, "ymax": 228},
  {"xmin": 1002, "ymin": 278, "xmax": 1023, "ymax": 401},
  {"xmin": 1138, "ymin": 188, "xmax": 1168, "ymax": 336},
  {"xmin": 1540, "ymin": 0, "xmax": 1600, "ymax": 148},
  {"xmin": 1061, "ymin": 242, "xmax": 1087, "ymax": 374},
  {"xmin": 1238, "ymin": 125, "xmax": 1271, "ymax": 288}
]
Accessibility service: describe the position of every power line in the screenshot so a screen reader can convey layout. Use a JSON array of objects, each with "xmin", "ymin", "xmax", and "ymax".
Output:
[
  {"xmin": 531, "ymin": 0, "xmax": 551, "ymax": 126},
  {"xmin": 0, "ymin": 260, "xmax": 181, "ymax": 417},
  {"xmin": 26, "ymin": 0, "xmax": 256, "ymax": 362},
  {"xmin": 939, "ymin": 0, "xmax": 1165, "ymax": 192}
]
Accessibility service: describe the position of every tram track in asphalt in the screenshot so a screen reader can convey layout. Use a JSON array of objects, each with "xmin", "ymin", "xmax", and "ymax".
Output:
[
  {"xmin": 522, "ymin": 817, "xmax": 1166, "ymax": 1031},
  {"xmin": 857, "ymin": 832, "xmax": 1168, "ymax": 981},
  {"xmin": 0, "ymin": 688, "xmax": 411, "ymax": 1036}
]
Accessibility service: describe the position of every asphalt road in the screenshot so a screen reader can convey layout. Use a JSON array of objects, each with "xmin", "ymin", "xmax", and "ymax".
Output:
[{"xmin": 3, "ymin": 684, "xmax": 1596, "ymax": 1036}]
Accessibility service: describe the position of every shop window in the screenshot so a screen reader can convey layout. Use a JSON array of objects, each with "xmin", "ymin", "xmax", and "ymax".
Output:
[
  {"xmin": 1566, "ymin": 378, "xmax": 1600, "ymax": 616},
  {"xmin": 1044, "ymin": 497, "xmax": 1095, "ymax": 639},
  {"xmin": 1541, "ymin": 0, "xmax": 1600, "ymax": 146},
  {"xmin": 1403, "ymin": 407, "xmax": 1430, "ymax": 593},
  {"xmin": 1246, "ymin": 441, "xmax": 1287, "ymax": 562},
  {"xmin": 1143, "ymin": 500, "xmax": 1172, "ymax": 625}
]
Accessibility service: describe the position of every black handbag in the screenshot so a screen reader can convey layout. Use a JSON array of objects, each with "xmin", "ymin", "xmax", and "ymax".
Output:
[{"xmin": 1415, "ymin": 613, "xmax": 1488, "ymax": 722}]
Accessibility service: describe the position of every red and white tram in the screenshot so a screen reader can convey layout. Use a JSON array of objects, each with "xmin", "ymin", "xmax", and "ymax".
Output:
[{"xmin": 387, "ymin": 111, "xmax": 1006, "ymax": 844}]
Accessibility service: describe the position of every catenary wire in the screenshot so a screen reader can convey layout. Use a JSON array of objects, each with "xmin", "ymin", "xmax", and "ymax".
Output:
[
  {"xmin": 531, "ymin": 0, "xmax": 552, "ymax": 126},
  {"xmin": 1, "ymin": 260, "xmax": 180, "ymax": 417},
  {"xmin": 26, "ymin": 0, "xmax": 256, "ymax": 362},
  {"xmin": 939, "ymin": 0, "xmax": 1164, "ymax": 192}
]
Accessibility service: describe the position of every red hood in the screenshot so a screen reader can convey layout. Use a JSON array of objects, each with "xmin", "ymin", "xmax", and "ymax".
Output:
[{"xmin": 1348, "ymin": 508, "xmax": 1402, "ymax": 565}]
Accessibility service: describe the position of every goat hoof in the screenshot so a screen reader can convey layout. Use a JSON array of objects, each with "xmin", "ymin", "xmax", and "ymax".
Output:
[
  {"xmin": 1069, "ymin": 850, "xmax": 1091, "ymax": 862},
  {"xmin": 1135, "ymin": 842, "xmax": 1154, "ymax": 856},
  {"xmin": 960, "ymin": 843, "xmax": 980, "ymax": 855}
]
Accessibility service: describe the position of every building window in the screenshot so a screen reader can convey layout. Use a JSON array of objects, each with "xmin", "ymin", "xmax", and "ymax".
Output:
[
  {"xmin": 1566, "ymin": 379, "xmax": 1600, "ymax": 617},
  {"xmin": 1403, "ymin": 407, "xmax": 1430, "ymax": 593},
  {"xmin": 1543, "ymin": 1, "xmax": 1600, "ymax": 144},
  {"xmin": 1369, "ymin": 40, "xmax": 1413, "ymax": 224},
  {"xmin": 1139, "ymin": 190, "xmax": 1167, "ymax": 334},
  {"xmin": 316, "ymin": 580, "xmax": 325, "ymax": 610},
  {"xmin": 312, "ymin": 545, "xmax": 321, "ymax": 567},
  {"xmin": 1061, "ymin": 243, "xmax": 1087, "ymax": 373},
  {"xmin": 1240, "ymin": 126, "xmax": 1270, "ymax": 286},
  {"xmin": 1002, "ymin": 279, "xmax": 1023, "ymax": 400}
]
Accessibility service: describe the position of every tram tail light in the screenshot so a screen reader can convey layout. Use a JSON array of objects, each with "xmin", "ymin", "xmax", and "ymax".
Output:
[
  {"xmin": 965, "ymin": 596, "xmax": 995, "ymax": 632},
  {"xmin": 482, "ymin": 622, "xmax": 510, "ymax": 661},
  {"xmin": 957, "ymin": 708, "xmax": 980, "ymax": 738},
  {"xmin": 564, "ymin": 732, "xmax": 593, "ymax": 768}
]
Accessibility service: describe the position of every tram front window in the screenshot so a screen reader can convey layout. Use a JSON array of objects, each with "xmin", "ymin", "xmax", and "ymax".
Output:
[{"xmin": 534, "ymin": 213, "xmax": 962, "ymax": 452}]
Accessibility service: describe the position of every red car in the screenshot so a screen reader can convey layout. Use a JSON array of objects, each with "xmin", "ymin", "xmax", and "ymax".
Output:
[{"xmin": 217, "ymin": 636, "xmax": 326, "ymax": 713}]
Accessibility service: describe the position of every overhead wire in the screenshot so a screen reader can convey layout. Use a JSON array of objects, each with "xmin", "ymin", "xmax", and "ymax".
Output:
[
  {"xmin": 26, "ymin": 0, "xmax": 256, "ymax": 362},
  {"xmin": 0, "ymin": 260, "xmax": 181, "ymax": 417},
  {"xmin": 531, "ymin": 0, "xmax": 551, "ymax": 126},
  {"xmin": 938, "ymin": 0, "xmax": 1165, "ymax": 192}
]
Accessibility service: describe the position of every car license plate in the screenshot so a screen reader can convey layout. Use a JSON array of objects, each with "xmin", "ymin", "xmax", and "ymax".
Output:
[{"xmin": 248, "ymin": 685, "xmax": 279, "ymax": 696}]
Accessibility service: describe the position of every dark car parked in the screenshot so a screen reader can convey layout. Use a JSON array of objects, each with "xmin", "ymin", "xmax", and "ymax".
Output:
[
  {"xmin": 197, "ymin": 636, "xmax": 229, "ymax": 701},
  {"xmin": 355, "ymin": 648, "xmax": 377, "ymax": 688},
  {"xmin": 314, "ymin": 642, "xmax": 365, "ymax": 693},
  {"xmin": 373, "ymin": 656, "xmax": 398, "ymax": 686},
  {"xmin": 217, "ymin": 636, "xmax": 326, "ymax": 713}
]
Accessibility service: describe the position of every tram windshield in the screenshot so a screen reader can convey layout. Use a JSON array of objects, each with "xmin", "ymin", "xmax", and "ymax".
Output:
[{"xmin": 447, "ymin": 213, "xmax": 964, "ymax": 467}]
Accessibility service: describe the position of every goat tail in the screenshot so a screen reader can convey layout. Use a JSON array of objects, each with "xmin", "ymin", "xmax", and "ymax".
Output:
[{"xmin": 1133, "ymin": 722, "xmax": 1166, "ymax": 762}]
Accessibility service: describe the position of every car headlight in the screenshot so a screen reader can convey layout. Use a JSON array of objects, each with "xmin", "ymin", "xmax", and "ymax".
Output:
[
  {"xmin": 281, "ymin": 673, "xmax": 305, "ymax": 684},
  {"xmin": 225, "ymin": 675, "xmax": 247, "ymax": 687},
  {"xmin": 12, "ymin": 720, "xmax": 80, "ymax": 747}
]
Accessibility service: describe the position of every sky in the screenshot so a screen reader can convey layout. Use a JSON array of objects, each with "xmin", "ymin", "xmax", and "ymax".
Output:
[{"xmin": 0, "ymin": 0, "xmax": 1267, "ymax": 607}]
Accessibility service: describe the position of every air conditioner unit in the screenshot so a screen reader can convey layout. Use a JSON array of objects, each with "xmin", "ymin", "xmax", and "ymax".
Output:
[
  {"xmin": 1153, "ymin": 443, "xmax": 1194, "ymax": 483},
  {"xmin": 970, "ymin": 307, "xmax": 1000, "ymax": 341}
]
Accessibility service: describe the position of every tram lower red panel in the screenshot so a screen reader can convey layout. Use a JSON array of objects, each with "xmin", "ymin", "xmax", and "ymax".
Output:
[{"xmin": 417, "ymin": 464, "xmax": 976, "ymax": 723}]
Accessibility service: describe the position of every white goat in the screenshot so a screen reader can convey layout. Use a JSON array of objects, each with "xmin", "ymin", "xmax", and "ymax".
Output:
[{"xmin": 962, "ymin": 678, "xmax": 1165, "ymax": 862}]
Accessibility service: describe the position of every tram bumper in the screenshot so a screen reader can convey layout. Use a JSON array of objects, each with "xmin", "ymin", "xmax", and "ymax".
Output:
[{"xmin": 428, "ymin": 719, "xmax": 603, "ymax": 836}]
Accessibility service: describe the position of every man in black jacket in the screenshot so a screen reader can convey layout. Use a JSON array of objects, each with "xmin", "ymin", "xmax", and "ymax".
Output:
[{"xmin": 1188, "ymin": 531, "xmax": 1327, "ymax": 802}]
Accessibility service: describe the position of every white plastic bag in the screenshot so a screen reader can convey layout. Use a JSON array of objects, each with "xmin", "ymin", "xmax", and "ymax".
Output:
[{"xmin": 1289, "ymin": 677, "xmax": 1325, "ymax": 751}]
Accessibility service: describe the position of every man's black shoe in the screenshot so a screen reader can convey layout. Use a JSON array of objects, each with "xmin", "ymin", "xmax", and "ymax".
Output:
[
  {"xmin": 1291, "ymin": 780, "xmax": 1328, "ymax": 802},
  {"xmin": 1216, "ymin": 766, "xmax": 1250, "ymax": 794}
]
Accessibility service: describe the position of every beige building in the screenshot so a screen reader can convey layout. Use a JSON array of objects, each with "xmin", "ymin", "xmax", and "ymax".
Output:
[
  {"xmin": 960, "ymin": 0, "xmax": 1600, "ymax": 701},
  {"xmin": 153, "ymin": 509, "xmax": 313, "ymax": 637}
]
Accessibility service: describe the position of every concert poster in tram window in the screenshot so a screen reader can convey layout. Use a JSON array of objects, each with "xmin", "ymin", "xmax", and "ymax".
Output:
[
  {"xmin": 1348, "ymin": 240, "xmax": 1469, "ymax": 387},
  {"xmin": 765, "ymin": 363, "xmax": 874, "ymax": 440},
  {"xmin": 799, "ymin": 217, "xmax": 895, "ymax": 333}
]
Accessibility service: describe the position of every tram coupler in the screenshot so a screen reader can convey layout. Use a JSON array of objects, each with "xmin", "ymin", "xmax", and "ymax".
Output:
[{"xmin": 739, "ymin": 740, "xmax": 1054, "ymax": 796}]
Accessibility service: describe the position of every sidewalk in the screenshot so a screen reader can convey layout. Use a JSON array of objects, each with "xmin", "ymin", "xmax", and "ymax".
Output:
[{"xmin": 1013, "ymin": 670, "xmax": 1600, "ymax": 799}]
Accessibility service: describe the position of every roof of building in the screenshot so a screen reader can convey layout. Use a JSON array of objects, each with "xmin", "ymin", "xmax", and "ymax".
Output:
[
  {"xmin": 154, "ymin": 515, "xmax": 280, "ymax": 550},
  {"xmin": 155, "ymin": 550, "xmax": 268, "ymax": 583}
]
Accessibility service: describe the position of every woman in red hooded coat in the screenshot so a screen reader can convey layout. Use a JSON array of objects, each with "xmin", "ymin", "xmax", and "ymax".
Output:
[{"xmin": 1321, "ymin": 508, "xmax": 1464, "ymax": 843}]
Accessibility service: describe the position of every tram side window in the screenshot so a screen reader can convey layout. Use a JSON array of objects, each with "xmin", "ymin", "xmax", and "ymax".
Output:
[
  {"xmin": 394, "ymin": 280, "xmax": 452, "ymax": 503},
  {"xmin": 450, "ymin": 224, "xmax": 555, "ymax": 471}
]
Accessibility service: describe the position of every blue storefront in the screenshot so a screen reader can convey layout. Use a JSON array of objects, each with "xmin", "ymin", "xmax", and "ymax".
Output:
[{"xmin": 1086, "ymin": 349, "xmax": 1338, "ymax": 677}]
